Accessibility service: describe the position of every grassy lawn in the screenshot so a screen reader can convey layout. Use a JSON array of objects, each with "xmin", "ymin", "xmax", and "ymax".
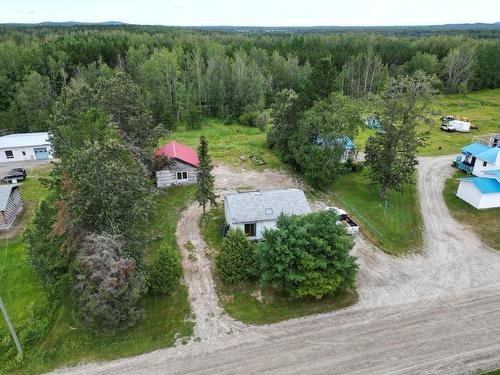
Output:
[
  {"xmin": 163, "ymin": 118, "xmax": 283, "ymax": 170},
  {"xmin": 0, "ymin": 167, "xmax": 52, "ymax": 340},
  {"xmin": 443, "ymin": 172, "xmax": 500, "ymax": 251},
  {"xmin": 353, "ymin": 89, "xmax": 500, "ymax": 156},
  {"xmin": 1, "ymin": 180, "xmax": 195, "ymax": 374},
  {"xmin": 200, "ymin": 207, "xmax": 357, "ymax": 325},
  {"xmin": 329, "ymin": 170, "xmax": 423, "ymax": 255}
]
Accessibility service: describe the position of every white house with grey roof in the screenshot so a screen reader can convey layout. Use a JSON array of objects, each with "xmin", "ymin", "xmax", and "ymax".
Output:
[
  {"xmin": 0, "ymin": 132, "xmax": 53, "ymax": 162},
  {"xmin": 223, "ymin": 188, "xmax": 311, "ymax": 240}
]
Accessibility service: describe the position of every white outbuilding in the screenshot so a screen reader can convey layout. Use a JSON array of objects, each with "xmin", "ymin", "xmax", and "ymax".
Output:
[
  {"xmin": 0, "ymin": 132, "xmax": 53, "ymax": 163},
  {"xmin": 224, "ymin": 188, "xmax": 312, "ymax": 240}
]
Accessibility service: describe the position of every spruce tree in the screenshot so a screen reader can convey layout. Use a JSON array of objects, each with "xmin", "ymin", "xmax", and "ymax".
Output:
[{"xmin": 196, "ymin": 136, "xmax": 217, "ymax": 214}]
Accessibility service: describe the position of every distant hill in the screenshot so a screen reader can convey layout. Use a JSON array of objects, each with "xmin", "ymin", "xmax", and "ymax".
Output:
[
  {"xmin": 0, "ymin": 21, "xmax": 498, "ymax": 36},
  {"xmin": 2, "ymin": 21, "xmax": 129, "ymax": 27}
]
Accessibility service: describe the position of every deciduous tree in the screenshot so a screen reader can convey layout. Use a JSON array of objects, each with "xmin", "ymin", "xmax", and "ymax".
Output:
[
  {"xmin": 365, "ymin": 71, "xmax": 436, "ymax": 199},
  {"xmin": 257, "ymin": 211, "xmax": 357, "ymax": 299}
]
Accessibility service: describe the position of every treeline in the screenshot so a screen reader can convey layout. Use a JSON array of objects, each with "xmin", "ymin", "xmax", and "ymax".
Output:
[{"xmin": 0, "ymin": 26, "xmax": 499, "ymax": 133}]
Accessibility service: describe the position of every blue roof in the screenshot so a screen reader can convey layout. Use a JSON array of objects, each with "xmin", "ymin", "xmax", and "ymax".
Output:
[
  {"xmin": 460, "ymin": 177, "xmax": 500, "ymax": 194},
  {"xmin": 315, "ymin": 136, "xmax": 356, "ymax": 150},
  {"xmin": 461, "ymin": 143, "xmax": 490, "ymax": 156},
  {"xmin": 338, "ymin": 136, "xmax": 356, "ymax": 150},
  {"xmin": 477, "ymin": 147, "xmax": 499, "ymax": 164}
]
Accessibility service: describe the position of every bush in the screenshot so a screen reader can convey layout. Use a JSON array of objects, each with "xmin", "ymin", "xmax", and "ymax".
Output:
[
  {"xmin": 25, "ymin": 197, "xmax": 68, "ymax": 298},
  {"xmin": 238, "ymin": 106, "xmax": 268, "ymax": 131},
  {"xmin": 73, "ymin": 233, "xmax": 145, "ymax": 333},
  {"xmin": 149, "ymin": 245, "xmax": 182, "ymax": 295},
  {"xmin": 215, "ymin": 229, "xmax": 256, "ymax": 284},
  {"xmin": 257, "ymin": 211, "xmax": 358, "ymax": 299}
]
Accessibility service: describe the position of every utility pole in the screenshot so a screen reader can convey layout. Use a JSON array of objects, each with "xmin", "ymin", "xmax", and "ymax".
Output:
[{"xmin": 0, "ymin": 297, "xmax": 23, "ymax": 354}]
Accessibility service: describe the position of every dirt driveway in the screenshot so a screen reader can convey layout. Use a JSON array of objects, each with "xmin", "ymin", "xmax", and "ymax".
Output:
[{"xmin": 52, "ymin": 157, "xmax": 500, "ymax": 375}]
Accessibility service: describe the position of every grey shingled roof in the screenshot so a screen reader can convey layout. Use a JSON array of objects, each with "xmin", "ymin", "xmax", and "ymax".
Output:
[
  {"xmin": 0, "ymin": 185, "xmax": 18, "ymax": 211},
  {"xmin": 224, "ymin": 188, "xmax": 311, "ymax": 224}
]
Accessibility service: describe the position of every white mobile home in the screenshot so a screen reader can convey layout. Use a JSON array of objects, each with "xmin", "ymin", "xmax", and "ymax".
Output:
[
  {"xmin": 454, "ymin": 135, "xmax": 500, "ymax": 209},
  {"xmin": 0, "ymin": 132, "xmax": 53, "ymax": 163},
  {"xmin": 223, "ymin": 188, "xmax": 311, "ymax": 240}
]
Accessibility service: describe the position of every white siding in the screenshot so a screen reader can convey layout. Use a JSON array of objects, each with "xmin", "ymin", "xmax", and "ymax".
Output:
[
  {"xmin": 226, "ymin": 220, "xmax": 278, "ymax": 240},
  {"xmin": 456, "ymin": 181, "xmax": 482, "ymax": 209},
  {"xmin": 0, "ymin": 144, "xmax": 53, "ymax": 163},
  {"xmin": 472, "ymin": 158, "xmax": 500, "ymax": 177},
  {"xmin": 456, "ymin": 180, "xmax": 500, "ymax": 209},
  {"xmin": 479, "ymin": 192, "xmax": 500, "ymax": 209}
]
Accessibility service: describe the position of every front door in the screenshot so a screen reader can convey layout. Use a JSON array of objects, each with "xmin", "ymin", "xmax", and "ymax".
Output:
[{"xmin": 34, "ymin": 147, "xmax": 48, "ymax": 160}]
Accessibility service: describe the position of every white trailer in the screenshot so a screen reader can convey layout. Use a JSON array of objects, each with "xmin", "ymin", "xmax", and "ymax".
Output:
[{"xmin": 448, "ymin": 120, "xmax": 471, "ymax": 132}]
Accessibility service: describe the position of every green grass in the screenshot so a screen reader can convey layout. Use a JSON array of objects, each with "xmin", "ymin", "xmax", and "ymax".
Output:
[
  {"xmin": 421, "ymin": 89, "xmax": 500, "ymax": 156},
  {"xmin": 329, "ymin": 170, "xmax": 423, "ymax": 255},
  {"xmin": 200, "ymin": 207, "xmax": 357, "ymax": 325},
  {"xmin": 22, "ymin": 288, "xmax": 192, "ymax": 374},
  {"xmin": 353, "ymin": 89, "xmax": 500, "ymax": 156},
  {"xmin": 0, "ymin": 179, "xmax": 195, "ymax": 374},
  {"xmin": 443, "ymin": 172, "xmax": 500, "ymax": 251},
  {"xmin": 164, "ymin": 118, "xmax": 283, "ymax": 170},
  {"xmin": 0, "ymin": 169, "xmax": 52, "ymax": 340},
  {"xmin": 146, "ymin": 185, "xmax": 197, "ymax": 260}
]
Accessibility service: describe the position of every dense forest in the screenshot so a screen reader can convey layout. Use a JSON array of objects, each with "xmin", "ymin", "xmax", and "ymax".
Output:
[{"xmin": 0, "ymin": 25, "xmax": 499, "ymax": 133}]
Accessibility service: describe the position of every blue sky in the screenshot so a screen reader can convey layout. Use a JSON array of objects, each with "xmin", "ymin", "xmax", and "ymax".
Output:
[{"xmin": 0, "ymin": 0, "xmax": 499, "ymax": 26}]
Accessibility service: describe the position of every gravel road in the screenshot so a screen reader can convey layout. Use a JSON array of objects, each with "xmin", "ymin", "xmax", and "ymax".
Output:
[{"xmin": 51, "ymin": 157, "xmax": 500, "ymax": 375}]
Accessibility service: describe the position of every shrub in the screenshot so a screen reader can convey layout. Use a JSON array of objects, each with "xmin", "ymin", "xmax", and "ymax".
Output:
[
  {"xmin": 238, "ymin": 106, "xmax": 268, "ymax": 131},
  {"xmin": 25, "ymin": 197, "xmax": 68, "ymax": 298},
  {"xmin": 73, "ymin": 233, "xmax": 145, "ymax": 333},
  {"xmin": 215, "ymin": 229, "xmax": 256, "ymax": 284},
  {"xmin": 257, "ymin": 211, "xmax": 358, "ymax": 299},
  {"xmin": 149, "ymin": 245, "xmax": 182, "ymax": 295}
]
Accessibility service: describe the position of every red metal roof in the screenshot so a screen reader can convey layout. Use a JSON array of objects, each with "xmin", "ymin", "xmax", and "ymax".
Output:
[{"xmin": 155, "ymin": 141, "xmax": 199, "ymax": 167}]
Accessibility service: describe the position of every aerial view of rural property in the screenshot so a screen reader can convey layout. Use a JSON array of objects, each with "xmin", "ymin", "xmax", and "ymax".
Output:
[{"xmin": 0, "ymin": 0, "xmax": 499, "ymax": 374}]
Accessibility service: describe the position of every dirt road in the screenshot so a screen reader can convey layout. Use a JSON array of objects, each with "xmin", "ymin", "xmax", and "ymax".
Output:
[{"xmin": 52, "ymin": 157, "xmax": 500, "ymax": 375}]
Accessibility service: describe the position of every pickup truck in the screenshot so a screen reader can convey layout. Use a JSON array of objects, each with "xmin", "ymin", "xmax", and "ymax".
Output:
[
  {"xmin": 324, "ymin": 206, "xmax": 360, "ymax": 235},
  {"xmin": 3, "ymin": 168, "xmax": 27, "ymax": 183}
]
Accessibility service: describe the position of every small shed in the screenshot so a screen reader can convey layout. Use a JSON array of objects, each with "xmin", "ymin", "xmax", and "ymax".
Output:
[
  {"xmin": 0, "ymin": 184, "xmax": 23, "ymax": 230},
  {"xmin": 155, "ymin": 141, "xmax": 199, "ymax": 188},
  {"xmin": 0, "ymin": 132, "xmax": 53, "ymax": 163},
  {"xmin": 224, "ymin": 188, "xmax": 311, "ymax": 240}
]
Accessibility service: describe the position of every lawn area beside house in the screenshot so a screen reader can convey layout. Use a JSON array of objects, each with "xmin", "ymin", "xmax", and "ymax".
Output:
[
  {"xmin": 163, "ymin": 118, "xmax": 283, "ymax": 170},
  {"xmin": 421, "ymin": 89, "xmax": 500, "ymax": 156},
  {"xmin": 1, "ymin": 183, "xmax": 195, "ymax": 374},
  {"xmin": 328, "ymin": 170, "xmax": 423, "ymax": 255},
  {"xmin": 353, "ymin": 89, "xmax": 500, "ymax": 156},
  {"xmin": 443, "ymin": 172, "xmax": 500, "ymax": 251},
  {"xmin": 200, "ymin": 207, "xmax": 357, "ymax": 325}
]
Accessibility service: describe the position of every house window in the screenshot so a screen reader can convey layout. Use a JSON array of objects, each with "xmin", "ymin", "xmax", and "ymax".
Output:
[
  {"xmin": 176, "ymin": 171, "xmax": 188, "ymax": 180},
  {"xmin": 483, "ymin": 161, "xmax": 487, "ymax": 167},
  {"xmin": 244, "ymin": 223, "xmax": 256, "ymax": 237},
  {"xmin": 22, "ymin": 151, "xmax": 26, "ymax": 156},
  {"xmin": 4, "ymin": 150, "xmax": 13, "ymax": 159}
]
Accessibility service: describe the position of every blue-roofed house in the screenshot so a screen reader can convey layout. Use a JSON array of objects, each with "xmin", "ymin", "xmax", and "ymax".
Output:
[
  {"xmin": 455, "ymin": 134, "xmax": 500, "ymax": 209},
  {"xmin": 315, "ymin": 135, "xmax": 357, "ymax": 163}
]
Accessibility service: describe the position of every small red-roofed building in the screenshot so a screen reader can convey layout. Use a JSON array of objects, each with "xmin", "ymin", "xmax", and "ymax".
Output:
[{"xmin": 155, "ymin": 141, "xmax": 199, "ymax": 188}]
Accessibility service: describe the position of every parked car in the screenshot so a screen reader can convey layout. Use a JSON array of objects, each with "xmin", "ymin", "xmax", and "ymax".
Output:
[
  {"xmin": 324, "ymin": 206, "xmax": 360, "ymax": 235},
  {"xmin": 3, "ymin": 168, "xmax": 27, "ymax": 183}
]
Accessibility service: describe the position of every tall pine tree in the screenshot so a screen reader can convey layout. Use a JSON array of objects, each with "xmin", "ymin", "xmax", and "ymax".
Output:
[{"xmin": 196, "ymin": 136, "xmax": 217, "ymax": 214}]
